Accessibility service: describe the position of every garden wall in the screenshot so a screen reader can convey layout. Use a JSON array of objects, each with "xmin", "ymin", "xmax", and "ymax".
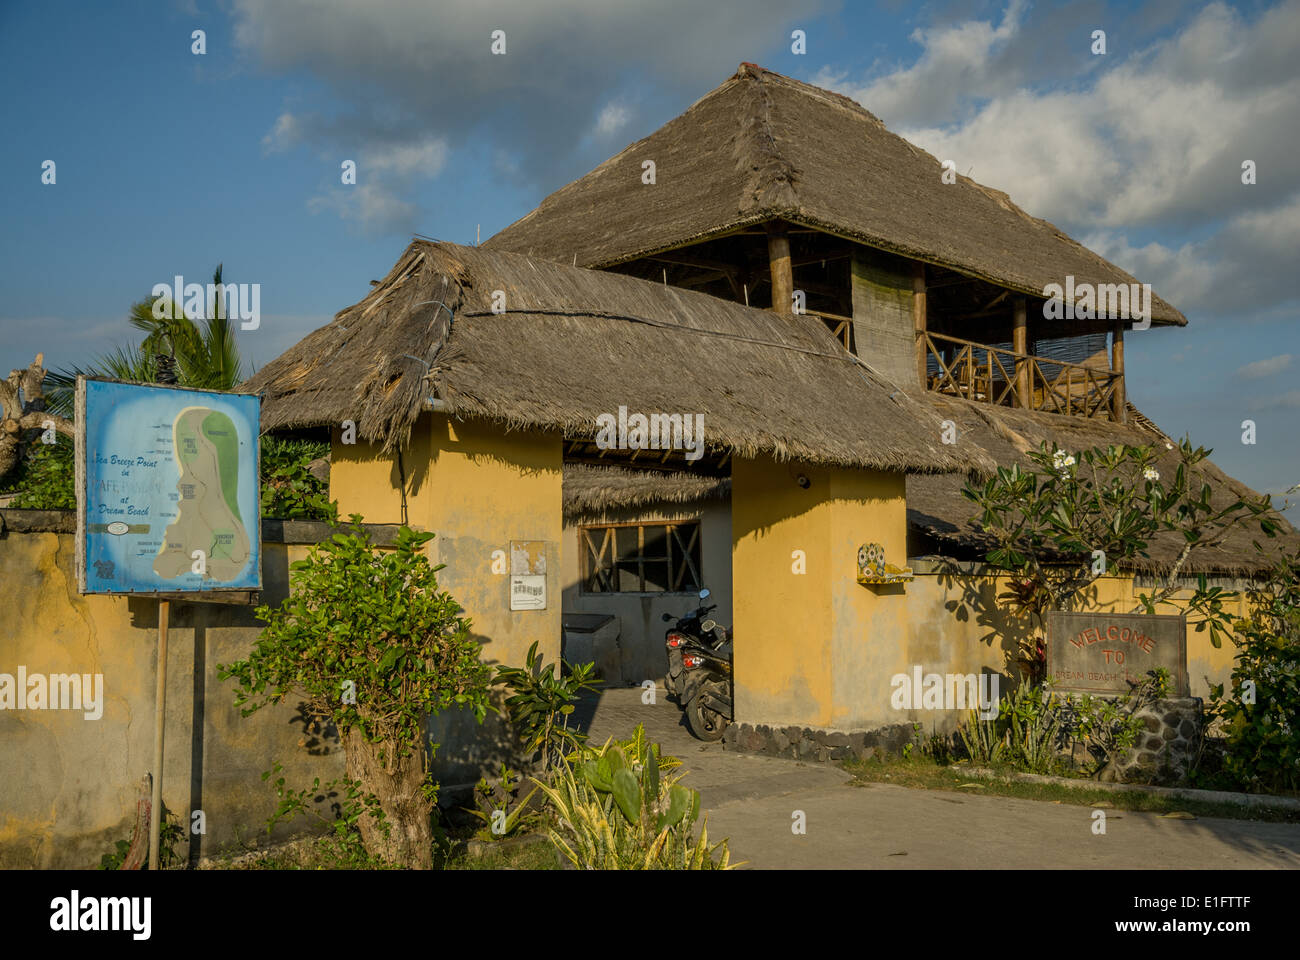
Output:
[
  {"xmin": 727, "ymin": 557, "xmax": 1240, "ymax": 757},
  {"xmin": 0, "ymin": 511, "xmax": 517, "ymax": 869}
]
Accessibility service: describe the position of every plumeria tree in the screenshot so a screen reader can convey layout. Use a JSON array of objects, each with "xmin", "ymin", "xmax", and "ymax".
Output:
[{"xmin": 963, "ymin": 440, "xmax": 1283, "ymax": 680}]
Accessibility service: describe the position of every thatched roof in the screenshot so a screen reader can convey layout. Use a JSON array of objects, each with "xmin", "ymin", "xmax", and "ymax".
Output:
[
  {"xmin": 243, "ymin": 240, "xmax": 989, "ymax": 475},
  {"xmin": 564, "ymin": 463, "xmax": 729, "ymax": 520},
  {"xmin": 485, "ymin": 63, "xmax": 1184, "ymax": 326},
  {"xmin": 572, "ymin": 394, "xmax": 1296, "ymax": 575},
  {"xmin": 905, "ymin": 396, "xmax": 1298, "ymax": 576}
]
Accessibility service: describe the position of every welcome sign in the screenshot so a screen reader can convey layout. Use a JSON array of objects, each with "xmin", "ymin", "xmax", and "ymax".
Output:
[{"xmin": 1045, "ymin": 611, "xmax": 1188, "ymax": 697}]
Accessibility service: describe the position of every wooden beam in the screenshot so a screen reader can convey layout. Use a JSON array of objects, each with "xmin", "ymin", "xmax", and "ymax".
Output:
[
  {"xmin": 767, "ymin": 221, "xmax": 793, "ymax": 315},
  {"xmin": 912, "ymin": 262, "xmax": 927, "ymax": 387},
  {"xmin": 675, "ymin": 270, "xmax": 729, "ymax": 289},
  {"xmin": 1012, "ymin": 297, "xmax": 1029, "ymax": 408},
  {"xmin": 645, "ymin": 253, "xmax": 740, "ymax": 276},
  {"xmin": 1111, "ymin": 317, "xmax": 1127, "ymax": 422},
  {"xmin": 789, "ymin": 249, "xmax": 853, "ymax": 268}
]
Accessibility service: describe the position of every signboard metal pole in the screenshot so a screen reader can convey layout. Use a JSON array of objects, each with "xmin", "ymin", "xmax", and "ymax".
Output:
[{"xmin": 149, "ymin": 598, "xmax": 169, "ymax": 871}]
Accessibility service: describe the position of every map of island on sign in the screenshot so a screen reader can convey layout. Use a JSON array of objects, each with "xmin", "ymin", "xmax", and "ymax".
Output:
[{"xmin": 76, "ymin": 380, "xmax": 261, "ymax": 594}]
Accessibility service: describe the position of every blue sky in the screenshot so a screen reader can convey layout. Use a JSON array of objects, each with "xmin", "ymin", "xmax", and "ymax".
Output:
[{"xmin": 2, "ymin": 0, "xmax": 1297, "ymax": 514}]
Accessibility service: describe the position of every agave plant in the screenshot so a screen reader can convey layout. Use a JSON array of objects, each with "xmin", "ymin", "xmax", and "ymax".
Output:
[{"xmin": 532, "ymin": 733, "xmax": 733, "ymax": 870}]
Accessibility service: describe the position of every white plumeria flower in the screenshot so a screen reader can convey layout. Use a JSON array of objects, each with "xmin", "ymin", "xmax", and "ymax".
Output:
[
  {"xmin": 1165, "ymin": 442, "xmax": 1174, "ymax": 450},
  {"xmin": 1143, "ymin": 467, "xmax": 1160, "ymax": 481}
]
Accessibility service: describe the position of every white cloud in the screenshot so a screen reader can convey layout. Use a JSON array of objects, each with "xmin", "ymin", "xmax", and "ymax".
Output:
[
  {"xmin": 1236, "ymin": 354, "xmax": 1292, "ymax": 379},
  {"xmin": 261, "ymin": 111, "xmax": 301, "ymax": 152},
  {"xmin": 815, "ymin": 1, "xmax": 1300, "ymax": 231},
  {"xmin": 593, "ymin": 101, "xmax": 630, "ymax": 138},
  {"xmin": 363, "ymin": 137, "xmax": 448, "ymax": 178},
  {"xmin": 308, "ymin": 183, "xmax": 417, "ymax": 234},
  {"xmin": 231, "ymin": 0, "xmax": 826, "ymax": 200},
  {"xmin": 1081, "ymin": 192, "xmax": 1300, "ymax": 318}
]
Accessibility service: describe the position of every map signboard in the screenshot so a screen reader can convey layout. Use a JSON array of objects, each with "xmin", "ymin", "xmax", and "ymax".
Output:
[{"xmin": 75, "ymin": 379, "xmax": 261, "ymax": 594}]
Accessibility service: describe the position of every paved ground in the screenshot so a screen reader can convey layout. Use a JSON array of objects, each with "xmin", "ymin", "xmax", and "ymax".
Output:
[{"xmin": 576, "ymin": 685, "xmax": 1300, "ymax": 869}]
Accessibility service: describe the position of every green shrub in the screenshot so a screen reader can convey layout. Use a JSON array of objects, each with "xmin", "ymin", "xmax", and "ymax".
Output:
[
  {"xmin": 533, "ymin": 729, "xmax": 732, "ymax": 870},
  {"xmin": 1205, "ymin": 550, "xmax": 1300, "ymax": 793},
  {"xmin": 465, "ymin": 763, "xmax": 541, "ymax": 842},
  {"xmin": 495, "ymin": 641, "xmax": 600, "ymax": 771},
  {"xmin": 219, "ymin": 519, "xmax": 492, "ymax": 868},
  {"xmin": 2, "ymin": 437, "xmax": 75, "ymax": 509},
  {"xmin": 259, "ymin": 435, "xmax": 337, "ymax": 521}
]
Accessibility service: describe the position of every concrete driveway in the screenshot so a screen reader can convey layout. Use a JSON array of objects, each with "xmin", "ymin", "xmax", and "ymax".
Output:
[{"xmin": 576, "ymin": 685, "xmax": 1300, "ymax": 869}]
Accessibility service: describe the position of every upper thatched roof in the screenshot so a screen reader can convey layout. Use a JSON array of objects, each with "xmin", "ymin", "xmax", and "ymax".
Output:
[
  {"xmin": 243, "ymin": 240, "xmax": 989, "ymax": 475},
  {"xmin": 563, "ymin": 463, "xmax": 729, "ymax": 520},
  {"xmin": 905, "ymin": 396, "xmax": 1298, "ymax": 575},
  {"xmin": 485, "ymin": 63, "xmax": 1184, "ymax": 326}
]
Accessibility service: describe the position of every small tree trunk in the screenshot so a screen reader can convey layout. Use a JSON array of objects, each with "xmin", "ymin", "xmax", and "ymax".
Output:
[{"xmin": 343, "ymin": 730, "xmax": 433, "ymax": 869}]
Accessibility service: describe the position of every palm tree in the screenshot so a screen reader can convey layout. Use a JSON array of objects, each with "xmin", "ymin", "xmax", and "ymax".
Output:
[{"xmin": 45, "ymin": 264, "xmax": 248, "ymax": 417}]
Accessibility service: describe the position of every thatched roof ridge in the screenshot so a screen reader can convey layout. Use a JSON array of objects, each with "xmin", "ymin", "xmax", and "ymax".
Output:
[
  {"xmin": 243, "ymin": 240, "xmax": 990, "ymax": 475},
  {"xmin": 485, "ymin": 63, "xmax": 1184, "ymax": 326},
  {"xmin": 563, "ymin": 463, "xmax": 729, "ymax": 520},
  {"xmin": 905, "ymin": 396, "xmax": 1299, "ymax": 576}
]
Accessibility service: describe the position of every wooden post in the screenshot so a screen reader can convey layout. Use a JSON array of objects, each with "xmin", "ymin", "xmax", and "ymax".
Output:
[
  {"xmin": 912, "ymin": 262, "xmax": 927, "ymax": 388},
  {"xmin": 150, "ymin": 599, "xmax": 170, "ymax": 871},
  {"xmin": 1012, "ymin": 297, "xmax": 1028, "ymax": 408},
  {"xmin": 1111, "ymin": 317, "xmax": 1127, "ymax": 422},
  {"xmin": 766, "ymin": 221, "xmax": 793, "ymax": 314}
]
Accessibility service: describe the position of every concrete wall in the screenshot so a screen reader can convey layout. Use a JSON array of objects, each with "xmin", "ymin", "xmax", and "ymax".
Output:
[
  {"xmin": 851, "ymin": 248, "xmax": 917, "ymax": 388},
  {"xmin": 0, "ymin": 527, "xmax": 343, "ymax": 869},
  {"xmin": 330, "ymin": 412, "xmax": 563, "ymax": 781},
  {"xmin": 560, "ymin": 500, "xmax": 732, "ymax": 683}
]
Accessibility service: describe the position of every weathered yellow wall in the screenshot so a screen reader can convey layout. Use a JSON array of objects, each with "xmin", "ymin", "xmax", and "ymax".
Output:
[
  {"xmin": 0, "ymin": 533, "xmax": 340, "ymax": 869},
  {"xmin": 728, "ymin": 456, "xmax": 1242, "ymax": 736},
  {"xmin": 828, "ymin": 468, "xmax": 913, "ymax": 729},
  {"xmin": 731, "ymin": 459, "xmax": 910, "ymax": 728},
  {"xmin": 331, "ymin": 413, "xmax": 564, "ymax": 765}
]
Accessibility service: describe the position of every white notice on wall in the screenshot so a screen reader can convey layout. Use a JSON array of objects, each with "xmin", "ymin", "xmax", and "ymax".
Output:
[{"xmin": 509, "ymin": 540, "xmax": 547, "ymax": 611}]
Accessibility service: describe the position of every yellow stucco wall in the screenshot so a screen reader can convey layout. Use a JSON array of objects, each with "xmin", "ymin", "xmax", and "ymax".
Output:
[
  {"xmin": 0, "ymin": 533, "xmax": 340, "ymax": 869},
  {"xmin": 330, "ymin": 411, "xmax": 563, "ymax": 687},
  {"xmin": 731, "ymin": 458, "xmax": 909, "ymax": 728},
  {"xmin": 729, "ymin": 458, "xmax": 1242, "ymax": 735}
]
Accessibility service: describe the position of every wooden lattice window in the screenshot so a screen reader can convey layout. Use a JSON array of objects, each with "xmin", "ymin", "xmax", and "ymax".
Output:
[{"xmin": 580, "ymin": 521, "xmax": 702, "ymax": 594}]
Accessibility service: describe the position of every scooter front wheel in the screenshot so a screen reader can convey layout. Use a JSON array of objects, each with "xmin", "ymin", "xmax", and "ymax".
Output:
[{"xmin": 686, "ymin": 696, "xmax": 727, "ymax": 742}]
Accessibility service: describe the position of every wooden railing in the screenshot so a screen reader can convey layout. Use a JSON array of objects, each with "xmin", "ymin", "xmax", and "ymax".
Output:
[
  {"xmin": 805, "ymin": 309, "xmax": 853, "ymax": 351},
  {"xmin": 921, "ymin": 331, "xmax": 1122, "ymax": 421}
]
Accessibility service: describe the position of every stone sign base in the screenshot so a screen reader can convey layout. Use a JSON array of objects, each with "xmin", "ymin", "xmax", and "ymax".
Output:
[
  {"xmin": 1103, "ymin": 697, "xmax": 1203, "ymax": 786},
  {"xmin": 725, "ymin": 698, "xmax": 1205, "ymax": 788},
  {"xmin": 724, "ymin": 721, "xmax": 915, "ymax": 762}
]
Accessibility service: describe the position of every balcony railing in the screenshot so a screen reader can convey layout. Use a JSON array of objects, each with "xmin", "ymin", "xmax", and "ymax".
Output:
[{"xmin": 922, "ymin": 331, "xmax": 1122, "ymax": 421}]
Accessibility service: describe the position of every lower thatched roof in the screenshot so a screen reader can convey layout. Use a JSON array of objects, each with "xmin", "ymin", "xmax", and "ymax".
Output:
[
  {"xmin": 243, "ymin": 240, "xmax": 989, "ymax": 476},
  {"xmin": 563, "ymin": 463, "xmax": 729, "ymax": 521},
  {"xmin": 904, "ymin": 397, "xmax": 1298, "ymax": 576},
  {"xmin": 562, "ymin": 396, "xmax": 1297, "ymax": 577}
]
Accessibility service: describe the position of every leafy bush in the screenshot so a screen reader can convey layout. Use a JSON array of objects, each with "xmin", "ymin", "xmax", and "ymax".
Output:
[
  {"xmin": 533, "ymin": 729, "xmax": 732, "ymax": 870},
  {"xmin": 964, "ymin": 441, "xmax": 1279, "ymax": 680},
  {"xmin": 218, "ymin": 519, "xmax": 492, "ymax": 868},
  {"xmin": 260, "ymin": 435, "xmax": 337, "ymax": 521},
  {"xmin": 956, "ymin": 671, "xmax": 1168, "ymax": 778},
  {"xmin": 465, "ymin": 763, "xmax": 541, "ymax": 842},
  {"xmin": 259, "ymin": 761, "xmax": 395, "ymax": 869},
  {"xmin": 1204, "ymin": 549, "xmax": 1300, "ymax": 793},
  {"xmin": 495, "ymin": 641, "xmax": 600, "ymax": 771},
  {"xmin": 1, "ymin": 436, "xmax": 75, "ymax": 509}
]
